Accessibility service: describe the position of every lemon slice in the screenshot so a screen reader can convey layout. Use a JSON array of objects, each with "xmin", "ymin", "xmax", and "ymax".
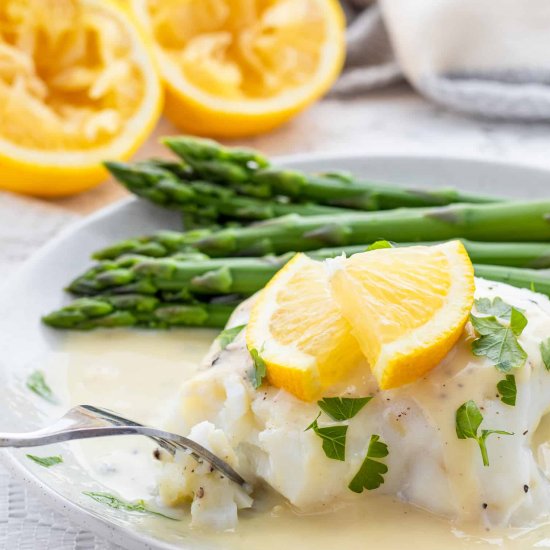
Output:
[
  {"xmin": 329, "ymin": 241, "xmax": 475, "ymax": 390},
  {"xmin": 0, "ymin": 0, "xmax": 162, "ymax": 196},
  {"xmin": 247, "ymin": 253, "xmax": 363, "ymax": 402},
  {"xmin": 131, "ymin": 0, "xmax": 345, "ymax": 137}
]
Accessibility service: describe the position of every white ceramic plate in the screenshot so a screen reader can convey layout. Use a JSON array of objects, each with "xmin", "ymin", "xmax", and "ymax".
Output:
[{"xmin": 1, "ymin": 154, "xmax": 549, "ymax": 549}]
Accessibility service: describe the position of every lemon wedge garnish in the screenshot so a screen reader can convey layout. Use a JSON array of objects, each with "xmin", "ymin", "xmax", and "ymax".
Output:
[
  {"xmin": 131, "ymin": 0, "xmax": 345, "ymax": 137},
  {"xmin": 0, "ymin": 0, "xmax": 162, "ymax": 196},
  {"xmin": 247, "ymin": 253, "xmax": 363, "ymax": 401},
  {"xmin": 329, "ymin": 241, "xmax": 475, "ymax": 389}
]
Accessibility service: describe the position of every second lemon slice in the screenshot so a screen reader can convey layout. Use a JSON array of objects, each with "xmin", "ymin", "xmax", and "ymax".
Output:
[
  {"xmin": 247, "ymin": 253, "xmax": 363, "ymax": 401},
  {"xmin": 329, "ymin": 241, "xmax": 475, "ymax": 390}
]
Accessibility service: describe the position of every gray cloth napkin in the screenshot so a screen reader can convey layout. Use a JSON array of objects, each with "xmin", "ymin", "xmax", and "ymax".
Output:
[{"xmin": 335, "ymin": 0, "xmax": 550, "ymax": 120}]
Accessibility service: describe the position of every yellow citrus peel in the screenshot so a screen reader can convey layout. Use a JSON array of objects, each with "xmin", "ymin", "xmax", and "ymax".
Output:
[
  {"xmin": 130, "ymin": 0, "xmax": 345, "ymax": 137},
  {"xmin": 0, "ymin": 0, "xmax": 162, "ymax": 196}
]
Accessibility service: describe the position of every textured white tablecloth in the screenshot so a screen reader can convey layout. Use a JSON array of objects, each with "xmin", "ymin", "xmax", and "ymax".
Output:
[{"xmin": 2, "ymin": 89, "xmax": 550, "ymax": 548}]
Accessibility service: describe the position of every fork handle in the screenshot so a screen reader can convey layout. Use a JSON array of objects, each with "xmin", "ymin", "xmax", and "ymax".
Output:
[{"xmin": 0, "ymin": 426, "xmax": 145, "ymax": 448}]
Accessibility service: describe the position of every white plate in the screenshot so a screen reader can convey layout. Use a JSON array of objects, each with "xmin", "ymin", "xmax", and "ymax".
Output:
[{"xmin": 1, "ymin": 154, "xmax": 549, "ymax": 549}]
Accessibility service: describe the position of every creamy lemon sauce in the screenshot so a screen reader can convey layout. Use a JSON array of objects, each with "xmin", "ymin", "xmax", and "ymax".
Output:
[{"xmin": 44, "ymin": 286, "xmax": 550, "ymax": 550}]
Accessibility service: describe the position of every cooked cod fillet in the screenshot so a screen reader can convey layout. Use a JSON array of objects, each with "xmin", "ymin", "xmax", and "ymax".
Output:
[{"xmin": 158, "ymin": 279, "xmax": 550, "ymax": 530}]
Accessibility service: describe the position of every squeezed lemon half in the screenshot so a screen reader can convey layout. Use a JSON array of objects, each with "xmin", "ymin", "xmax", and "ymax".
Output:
[
  {"xmin": 131, "ymin": 0, "xmax": 345, "ymax": 137},
  {"xmin": 0, "ymin": 0, "xmax": 162, "ymax": 196}
]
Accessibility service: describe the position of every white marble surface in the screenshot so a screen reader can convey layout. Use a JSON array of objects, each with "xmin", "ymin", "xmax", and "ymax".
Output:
[
  {"xmin": 240, "ymin": 85, "xmax": 550, "ymax": 168},
  {"xmin": 1, "ymin": 85, "xmax": 550, "ymax": 548}
]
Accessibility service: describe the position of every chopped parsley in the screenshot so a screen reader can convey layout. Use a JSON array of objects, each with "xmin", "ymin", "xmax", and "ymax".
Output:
[
  {"xmin": 540, "ymin": 338, "xmax": 550, "ymax": 371},
  {"xmin": 366, "ymin": 240, "xmax": 393, "ymax": 251},
  {"xmin": 217, "ymin": 324, "xmax": 246, "ymax": 350},
  {"xmin": 470, "ymin": 308, "xmax": 527, "ymax": 372},
  {"xmin": 317, "ymin": 396, "xmax": 373, "ymax": 421},
  {"xmin": 249, "ymin": 348, "xmax": 267, "ymax": 389},
  {"xmin": 455, "ymin": 400, "xmax": 513, "ymax": 466},
  {"xmin": 26, "ymin": 371, "xmax": 57, "ymax": 404},
  {"xmin": 306, "ymin": 414, "xmax": 348, "ymax": 461},
  {"xmin": 26, "ymin": 454, "xmax": 63, "ymax": 468},
  {"xmin": 83, "ymin": 492, "xmax": 177, "ymax": 520},
  {"xmin": 307, "ymin": 396, "xmax": 374, "ymax": 461},
  {"xmin": 497, "ymin": 374, "xmax": 517, "ymax": 406},
  {"xmin": 474, "ymin": 297, "xmax": 513, "ymax": 320},
  {"xmin": 348, "ymin": 434, "xmax": 389, "ymax": 492}
]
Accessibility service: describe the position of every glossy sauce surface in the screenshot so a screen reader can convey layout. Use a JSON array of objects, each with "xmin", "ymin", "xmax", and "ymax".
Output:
[{"xmin": 46, "ymin": 320, "xmax": 550, "ymax": 549}]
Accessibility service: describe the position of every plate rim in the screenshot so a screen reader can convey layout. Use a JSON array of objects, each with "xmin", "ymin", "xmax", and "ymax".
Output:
[{"xmin": 2, "ymin": 151, "xmax": 550, "ymax": 549}]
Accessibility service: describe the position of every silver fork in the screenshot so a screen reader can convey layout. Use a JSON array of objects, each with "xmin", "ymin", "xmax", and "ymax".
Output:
[{"xmin": 0, "ymin": 404, "xmax": 248, "ymax": 488}]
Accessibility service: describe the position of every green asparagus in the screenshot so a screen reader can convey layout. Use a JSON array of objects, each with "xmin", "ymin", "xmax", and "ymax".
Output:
[
  {"xmin": 44, "ymin": 265, "xmax": 550, "ymax": 331},
  {"xmin": 251, "ymin": 169, "xmax": 498, "ymax": 210},
  {"xmin": 42, "ymin": 295, "xmax": 235, "ymax": 330},
  {"xmin": 70, "ymin": 240, "xmax": 550, "ymax": 298},
  {"xmin": 93, "ymin": 230, "xmax": 213, "ymax": 260},
  {"xmin": 163, "ymin": 136, "xmax": 499, "ymax": 209},
  {"xmin": 105, "ymin": 160, "xmax": 351, "ymax": 223},
  {"xmin": 111, "ymin": 200, "xmax": 549, "ymax": 258},
  {"xmin": 313, "ymin": 240, "xmax": 550, "ymax": 269},
  {"xmin": 473, "ymin": 265, "xmax": 550, "ymax": 296},
  {"xmin": 68, "ymin": 254, "xmax": 292, "ymax": 296},
  {"xmin": 162, "ymin": 136, "xmax": 269, "ymax": 194},
  {"xmin": 92, "ymin": 198, "xmax": 550, "ymax": 260}
]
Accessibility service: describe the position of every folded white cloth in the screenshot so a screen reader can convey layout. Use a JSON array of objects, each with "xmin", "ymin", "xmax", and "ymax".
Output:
[{"xmin": 335, "ymin": 0, "xmax": 550, "ymax": 120}]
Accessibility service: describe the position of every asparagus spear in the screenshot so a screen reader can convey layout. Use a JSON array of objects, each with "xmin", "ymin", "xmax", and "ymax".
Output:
[
  {"xmin": 313, "ymin": 240, "xmax": 550, "ymax": 269},
  {"xmin": 92, "ymin": 197, "xmax": 550, "ymax": 261},
  {"xmin": 163, "ymin": 136, "xmax": 498, "ymax": 209},
  {"xmin": 474, "ymin": 265, "xmax": 550, "ymax": 296},
  {"xmin": 43, "ymin": 265, "xmax": 550, "ymax": 330},
  {"xmin": 138, "ymin": 200, "xmax": 550, "ymax": 258},
  {"xmin": 105, "ymin": 161, "xmax": 351, "ymax": 222},
  {"xmin": 251, "ymin": 169, "xmax": 498, "ymax": 210},
  {"xmin": 42, "ymin": 295, "xmax": 235, "ymax": 330},
  {"xmin": 69, "ymin": 254, "xmax": 294, "ymax": 296},
  {"xmin": 162, "ymin": 136, "xmax": 269, "ymax": 193},
  {"xmin": 70, "ymin": 240, "xmax": 550, "ymax": 298},
  {"xmin": 94, "ymin": 230, "xmax": 213, "ymax": 260}
]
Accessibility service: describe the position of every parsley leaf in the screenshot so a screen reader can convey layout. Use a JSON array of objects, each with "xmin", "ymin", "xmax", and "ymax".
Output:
[
  {"xmin": 497, "ymin": 374, "xmax": 517, "ymax": 406},
  {"xmin": 83, "ymin": 492, "xmax": 177, "ymax": 520},
  {"xmin": 348, "ymin": 434, "xmax": 389, "ymax": 492},
  {"xmin": 217, "ymin": 324, "xmax": 246, "ymax": 350},
  {"xmin": 540, "ymin": 338, "xmax": 550, "ymax": 371},
  {"xmin": 455, "ymin": 400, "xmax": 513, "ymax": 466},
  {"xmin": 249, "ymin": 348, "xmax": 267, "ymax": 389},
  {"xmin": 306, "ymin": 412, "xmax": 322, "ymax": 432},
  {"xmin": 367, "ymin": 240, "xmax": 393, "ymax": 251},
  {"xmin": 317, "ymin": 396, "xmax": 373, "ymax": 421},
  {"xmin": 474, "ymin": 297, "xmax": 512, "ymax": 320},
  {"xmin": 26, "ymin": 371, "xmax": 57, "ymax": 404},
  {"xmin": 26, "ymin": 454, "xmax": 63, "ymax": 468},
  {"xmin": 470, "ymin": 313, "xmax": 527, "ymax": 372},
  {"xmin": 306, "ymin": 417, "xmax": 348, "ymax": 461},
  {"xmin": 455, "ymin": 399, "xmax": 482, "ymax": 439},
  {"xmin": 509, "ymin": 308, "xmax": 528, "ymax": 336}
]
